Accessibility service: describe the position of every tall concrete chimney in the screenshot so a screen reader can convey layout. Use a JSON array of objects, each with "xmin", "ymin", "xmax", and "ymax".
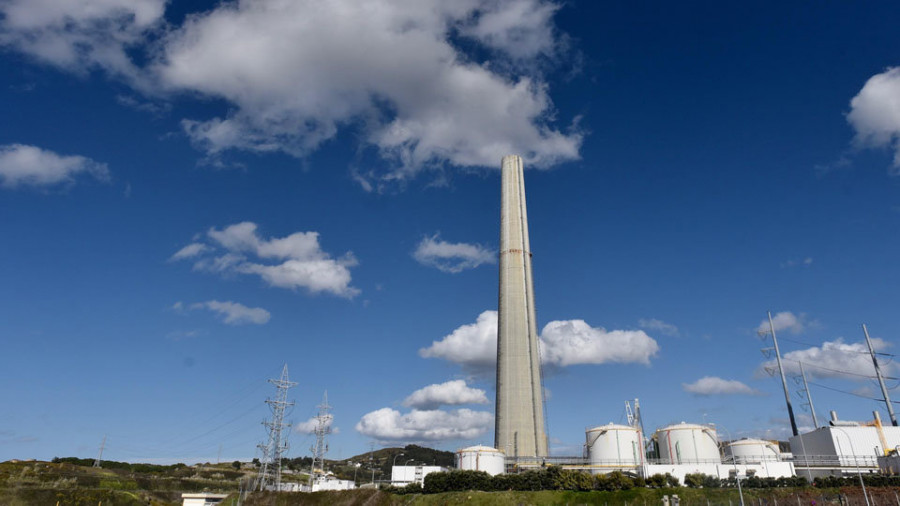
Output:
[{"xmin": 494, "ymin": 155, "xmax": 548, "ymax": 458}]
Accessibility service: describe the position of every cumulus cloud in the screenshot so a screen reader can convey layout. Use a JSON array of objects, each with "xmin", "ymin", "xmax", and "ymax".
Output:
[
  {"xmin": 420, "ymin": 310, "xmax": 660, "ymax": 371},
  {"xmin": 540, "ymin": 320, "xmax": 660, "ymax": 367},
  {"xmin": 847, "ymin": 67, "xmax": 900, "ymax": 172},
  {"xmin": 0, "ymin": 144, "xmax": 109, "ymax": 188},
  {"xmin": 413, "ymin": 235, "xmax": 495, "ymax": 273},
  {"xmin": 0, "ymin": 0, "xmax": 165, "ymax": 80},
  {"xmin": 402, "ymin": 380, "xmax": 489, "ymax": 409},
  {"xmin": 419, "ymin": 310, "xmax": 500, "ymax": 371},
  {"xmin": 757, "ymin": 311, "xmax": 808, "ymax": 335},
  {"xmin": 2, "ymin": 0, "xmax": 580, "ymax": 180},
  {"xmin": 682, "ymin": 376, "xmax": 762, "ymax": 396},
  {"xmin": 355, "ymin": 407, "xmax": 492, "ymax": 442},
  {"xmin": 171, "ymin": 221, "xmax": 359, "ymax": 297},
  {"xmin": 294, "ymin": 414, "xmax": 335, "ymax": 435},
  {"xmin": 757, "ymin": 337, "xmax": 892, "ymax": 380},
  {"xmin": 638, "ymin": 318, "xmax": 680, "ymax": 337},
  {"xmin": 157, "ymin": 0, "xmax": 580, "ymax": 179},
  {"xmin": 190, "ymin": 300, "xmax": 271, "ymax": 325}
]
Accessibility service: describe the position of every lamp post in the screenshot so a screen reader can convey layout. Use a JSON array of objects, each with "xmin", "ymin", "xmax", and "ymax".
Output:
[
  {"xmin": 405, "ymin": 459, "xmax": 416, "ymax": 466},
  {"xmin": 718, "ymin": 426, "xmax": 745, "ymax": 506},
  {"xmin": 831, "ymin": 427, "xmax": 870, "ymax": 506}
]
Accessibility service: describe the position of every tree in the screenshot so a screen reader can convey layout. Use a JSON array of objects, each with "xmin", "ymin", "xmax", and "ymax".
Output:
[
  {"xmin": 251, "ymin": 458, "xmax": 260, "ymax": 468},
  {"xmin": 231, "ymin": 461, "xmax": 241, "ymax": 470}
]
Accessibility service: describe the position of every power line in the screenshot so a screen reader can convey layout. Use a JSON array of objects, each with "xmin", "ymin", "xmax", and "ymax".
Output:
[
  {"xmin": 795, "ymin": 361, "xmax": 897, "ymax": 381},
  {"xmin": 778, "ymin": 336, "xmax": 894, "ymax": 357}
]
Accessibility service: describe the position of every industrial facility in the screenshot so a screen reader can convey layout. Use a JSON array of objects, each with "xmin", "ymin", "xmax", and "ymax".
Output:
[
  {"xmin": 452, "ymin": 154, "xmax": 900, "ymax": 485},
  {"xmin": 256, "ymin": 155, "xmax": 900, "ymax": 493}
]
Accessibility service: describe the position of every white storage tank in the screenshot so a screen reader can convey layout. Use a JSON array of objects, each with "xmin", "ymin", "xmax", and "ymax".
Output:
[
  {"xmin": 656, "ymin": 422, "xmax": 720, "ymax": 464},
  {"xmin": 585, "ymin": 423, "xmax": 643, "ymax": 474},
  {"xmin": 456, "ymin": 445, "xmax": 505, "ymax": 476},
  {"xmin": 725, "ymin": 438, "xmax": 780, "ymax": 463}
]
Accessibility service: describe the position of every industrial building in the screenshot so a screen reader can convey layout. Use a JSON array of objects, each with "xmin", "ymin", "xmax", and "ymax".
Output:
[
  {"xmin": 390, "ymin": 465, "xmax": 450, "ymax": 486},
  {"xmin": 789, "ymin": 411, "xmax": 898, "ymax": 478}
]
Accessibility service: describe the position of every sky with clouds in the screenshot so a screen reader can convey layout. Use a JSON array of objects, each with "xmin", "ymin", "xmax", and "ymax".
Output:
[{"xmin": 2, "ymin": 0, "xmax": 900, "ymax": 463}]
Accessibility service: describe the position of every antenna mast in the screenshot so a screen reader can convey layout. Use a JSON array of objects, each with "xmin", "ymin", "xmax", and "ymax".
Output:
[
  {"xmin": 309, "ymin": 391, "xmax": 332, "ymax": 489},
  {"xmin": 863, "ymin": 324, "xmax": 898, "ymax": 426},
  {"xmin": 256, "ymin": 364, "xmax": 297, "ymax": 491}
]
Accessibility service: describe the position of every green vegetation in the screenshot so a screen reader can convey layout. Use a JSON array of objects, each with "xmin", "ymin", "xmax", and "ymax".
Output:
[
  {"xmin": 1, "ymin": 459, "xmax": 244, "ymax": 505},
  {"xmin": 6, "ymin": 455, "xmax": 900, "ymax": 506}
]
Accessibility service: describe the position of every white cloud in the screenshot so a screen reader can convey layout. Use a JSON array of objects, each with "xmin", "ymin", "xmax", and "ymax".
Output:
[
  {"xmin": 458, "ymin": 0, "xmax": 560, "ymax": 61},
  {"xmin": 847, "ymin": 67, "xmax": 900, "ymax": 172},
  {"xmin": 757, "ymin": 311, "xmax": 807, "ymax": 335},
  {"xmin": 682, "ymin": 376, "xmax": 761, "ymax": 396},
  {"xmin": 420, "ymin": 310, "xmax": 660, "ymax": 371},
  {"xmin": 294, "ymin": 415, "xmax": 335, "ymax": 435},
  {"xmin": 757, "ymin": 337, "xmax": 891, "ymax": 380},
  {"xmin": 638, "ymin": 318, "xmax": 679, "ymax": 337},
  {"xmin": 413, "ymin": 235, "xmax": 495, "ymax": 273},
  {"xmin": 402, "ymin": 380, "xmax": 489, "ymax": 409},
  {"xmin": 355, "ymin": 407, "xmax": 492, "ymax": 442},
  {"xmin": 191, "ymin": 300, "xmax": 271, "ymax": 325},
  {"xmin": 0, "ymin": 0, "xmax": 165, "ymax": 80},
  {"xmin": 419, "ymin": 310, "xmax": 499, "ymax": 371},
  {"xmin": 540, "ymin": 320, "xmax": 659, "ymax": 367},
  {"xmin": 781, "ymin": 257, "xmax": 813, "ymax": 268},
  {"xmin": 170, "ymin": 243, "xmax": 210, "ymax": 261},
  {"xmin": 2, "ymin": 1, "xmax": 581, "ymax": 180},
  {"xmin": 171, "ymin": 222, "xmax": 359, "ymax": 298},
  {"xmin": 155, "ymin": 0, "xmax": 580, "ymax": 179},
  {"xmin": 0, "ymin": 144, "xmax": 109, "ymax": 188}
]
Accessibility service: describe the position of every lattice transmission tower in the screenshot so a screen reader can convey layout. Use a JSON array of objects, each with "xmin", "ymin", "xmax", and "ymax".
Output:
[
  {"xmin": 308, "ymin": 391, "xmax": 332, "ymax": 488},
  {"xmin": 256, "ymin": 364, "xmax": 297, "ymax": 491}
]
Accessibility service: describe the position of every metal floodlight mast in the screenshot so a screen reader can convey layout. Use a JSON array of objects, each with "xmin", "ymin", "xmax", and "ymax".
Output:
[
  {"xmin": 863, "ymin": 324, "xmax": 898, "ymax": 426},
  {"xmin": 766, "ymin": 311, "xmax": 799, "ymax": 437}
]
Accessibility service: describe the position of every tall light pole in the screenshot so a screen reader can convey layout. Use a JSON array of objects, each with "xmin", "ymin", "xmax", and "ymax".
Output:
[
  {"xmin": 831, "ymin": 427, "xmax": 871, "ymax": 506},
  {"xmin": 863, "ymin": 324, "xmax": 897, "ymax": 426},
  {"xmin": 718, "ymin": 426, "xmax": 745, "ymax": 506},
  {"xmin": 765, "ymin": 311, "xmax": 799, "ymax": 436}
]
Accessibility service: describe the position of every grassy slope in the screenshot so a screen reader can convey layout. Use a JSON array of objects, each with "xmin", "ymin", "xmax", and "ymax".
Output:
[{"xmin": 0, "ymin": 460, "xmax": 245, "ymax": 506}]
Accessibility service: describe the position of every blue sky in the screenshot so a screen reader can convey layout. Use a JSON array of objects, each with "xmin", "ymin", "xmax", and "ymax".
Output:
[{"xmin": 2, "ymin": 0, "xmax": 900, "ymax": 464}]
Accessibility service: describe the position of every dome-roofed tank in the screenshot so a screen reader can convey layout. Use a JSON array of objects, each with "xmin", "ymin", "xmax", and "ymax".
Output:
[
  {"xmin": 656, "ymin": 422, "xmax": 720, "ymax": 464},
  {"xmin": 456, "ymin": 445, "xmax": 505, "ymax": 476},
  {"xmin": 725, "ymin": 438, "xmax": 780, "ymax": 463},
  {"xmin": 585, "ymin": 423, "xmax": 643, "ymax": 474}
]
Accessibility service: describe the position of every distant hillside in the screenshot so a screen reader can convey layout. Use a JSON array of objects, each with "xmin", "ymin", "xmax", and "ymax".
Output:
[{"xmin": 289, "ymin": 445, "xmax": 455, "ymax": 484}]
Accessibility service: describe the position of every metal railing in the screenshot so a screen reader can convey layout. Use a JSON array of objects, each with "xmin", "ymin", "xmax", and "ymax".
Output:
[{"xmin": 502, "ymin": 454, "xmax": 881, "ymax": 471}]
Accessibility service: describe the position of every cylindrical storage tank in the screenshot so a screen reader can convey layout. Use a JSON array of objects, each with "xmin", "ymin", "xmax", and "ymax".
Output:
[
  {"xmin": 656, "ymin": 422, "xmax": 720, "ymax": 464},
  {"xmin": 456, "ymin": 446, "xmax": 505, "ymax": 476},
  {"xmin": 725, "ymin": 439, "xmax": 780, "ymax": 463},
  {"xmin": 585, "ymin": 423, "xmax": 643, "ymax": 474}
]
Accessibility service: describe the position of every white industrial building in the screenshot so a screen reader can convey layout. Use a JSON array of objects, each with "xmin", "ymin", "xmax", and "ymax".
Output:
[
  {"xmin": 789, "ymin": 412, "xmax": 898, "ymax": 478},
  {"xmin": 181, "ymin": 493, "xmax": 228, "ymax": 506},
  {"xmin": 299, "ymin": 475, "xmax": 355, "ymax": 492},
  {"xmin": 391, "ymin": 465, "xmax": 449, "ymax": 486}
]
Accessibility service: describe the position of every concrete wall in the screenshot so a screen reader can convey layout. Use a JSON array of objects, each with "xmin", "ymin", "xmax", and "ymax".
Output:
[{"xmin": 645, "ymin": 462, "xmax": 795, "ymax": 484}]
